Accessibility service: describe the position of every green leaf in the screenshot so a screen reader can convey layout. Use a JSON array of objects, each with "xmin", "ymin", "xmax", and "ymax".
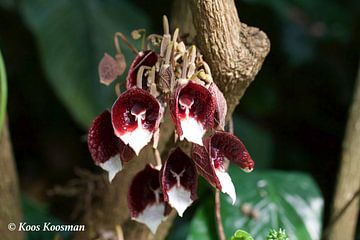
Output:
[
  {"xmin": 188, "ymin": 169, "xmax": 323, "ymax": 240},
  {"xmin": 234, "ymin": 116, "xmax": 274, "ymax": 168},
  {"xmin": 0, "ymin": 0, "xmax": 15, "ymax": 10},
  {"xmin": 0, "ymin": 50, "xmax": 7, "ymax": 134},
  {"xmin": 22, "ymin": 196, "xmax": 72, "ymax": 240},
  {"xmin": 231, "ymin": 229, "xmax": 254, "ymax": 240},
  {"xmin": 19, "ymin": 0, "xmax": 150, "ymax": 128}
]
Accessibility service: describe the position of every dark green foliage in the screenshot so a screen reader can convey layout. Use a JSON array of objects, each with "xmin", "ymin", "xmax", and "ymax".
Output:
[
  {"xmin": 19, "ymin": 0, "xmax": 150, "ymax": 128},
  {"xmin": 188, "ymin": 167, "xmax": 323, "ymax": 240}
]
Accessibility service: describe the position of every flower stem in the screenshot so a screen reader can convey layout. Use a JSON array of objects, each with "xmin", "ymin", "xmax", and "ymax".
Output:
[
  {"xmin": 114, "ymin": 32, "xmax": 138, "ymax": 55},
  {"xmin": 0, "ymin": 50, "xmax": 7, "ymax": 135},
  {"xmin": 215, "ymin": 189, "xmax": 226, "ymax": 240},
  {"xmin": 115, "ymin": 224, "xmax": 124, "ymax": 240},
  {"xmin": 215, "ymin": 115, "xmax": 234, "ymax": 240}
]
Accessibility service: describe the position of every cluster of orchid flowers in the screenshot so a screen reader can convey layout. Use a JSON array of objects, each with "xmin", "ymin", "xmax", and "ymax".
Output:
[{"xmin": 87, "ymin": 16, "xmax": 254, "ymax": 233}]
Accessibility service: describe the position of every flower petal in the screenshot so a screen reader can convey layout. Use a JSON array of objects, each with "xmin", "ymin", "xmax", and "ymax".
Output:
[
  {"xmin": 214, "ymin": 169, "xmax": 236, "ymax": 204},
  {"xmin": 210, "ymin": 131, "xmax": 254, "ymax": 172},
  {"xmin": 126, "ymin": 51, "xmax": 158, "ymax": 90},
  {"xmin": 98, "ymin": 53, "xmax": 122, "ymax": 86},
  {"xmin": 128, "ymin": 165, "xmax": 169, "ymax": 233},
  {"xmin": 99, "ymin": 154, "xmax": 122, "ymax": 182},
  {"xmin": 192, "ymin": 141, "xmax": 221, "ymax": 189},
  {"xmin": 111, "ymin": 88, "xmax": 162, "ymax": 155},
  {"xmin": 87, "ymin": 110, "xmax": 135, "ymax": 182},
  {"xmin": 170, "ymin": 81, "xmax": 215, "ymax": 145},
  {"xmin": 161, "ymin": 148, "xmax": 197, "ymax": 217},
  {"xmin": 192, "ymin": 131, "xmax": 254, "ymax": 203},
  {"xmin": 209, "ymin": 83, "xmax": 227, "ymax": 130}
]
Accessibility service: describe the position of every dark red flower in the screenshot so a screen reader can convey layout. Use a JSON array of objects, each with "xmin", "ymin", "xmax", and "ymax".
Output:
[
  {"xmin": 87, "ymin": 110, "xmax": 135, "ymax": 181},
  {"xmin": 111, "ymin": 87, "xmax": 162, "ymax": 155},
  {"xmin": 209, "ymin": 83, "xmax": 227, "ymax": 130},
  {"xmin": 170, "ymin": 81, "xmax": 215, "ymax": 145},
  {"xmin": 161, "ymin": 148, "xmax": 198, "ymax": 216},
  {"xmin": 192, "ymin": 131, "xmax": 254, "ymax": 203},
  {"xmin": 128, "ymin": 165, "xmax": 170, "ymax": 233},
  {"xmin": 126, "ymin": 50, "xmax": 158, "ymax": 90}
]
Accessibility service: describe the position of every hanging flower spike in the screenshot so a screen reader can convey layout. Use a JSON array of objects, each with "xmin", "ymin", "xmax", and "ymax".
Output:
[
  {"xmin": 128, "ymin": 165, "xmax": 170, "ymax": 234},
  {"xmin": 209, "ymin": 82, "xmax": 227, "ymax": 130},
  {"xmin": 170, "ymin": 81, "xmax": 216, "ymax": 145},
  {"xmin": 111, "ymin": 87, "xmax": 162, "ymax": 155},
  {"xmin": 192, "ymin": 131, "xmax": 254, "ymax": 204},
  {"xmin": 87, "ymin": 110, "xmax": 135, "ymax": 182},
  {"xmin": 161, "ymin": 148, "xmax": 198, "ymax": 217},
  {"xmin": 126, "ymin": 50, "xmax": 158, "ymax": 90}
]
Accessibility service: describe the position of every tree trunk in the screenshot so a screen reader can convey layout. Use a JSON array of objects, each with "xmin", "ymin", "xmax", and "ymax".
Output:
[
  {"xmin": 325, "ymin": 63, "xmax": 360, "ymax": 240},
  {"xmin": 0, "ymin": 120, "xmax": 24, "ymax": 240},
  {"xmin": 76, "ymin": 0, "xmax": 270, "ymax": 239}
]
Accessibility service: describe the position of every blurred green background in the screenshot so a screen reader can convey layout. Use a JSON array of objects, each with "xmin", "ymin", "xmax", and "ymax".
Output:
[{"xmin": 0, "ymin": 0, "xmax": 359, "ymax": 239}]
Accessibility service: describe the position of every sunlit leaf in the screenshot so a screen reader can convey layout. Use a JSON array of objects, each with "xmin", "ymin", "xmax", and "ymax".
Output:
[{"xmin": 188, "ymin": 168, "xmax": 323, "ymax": 240}]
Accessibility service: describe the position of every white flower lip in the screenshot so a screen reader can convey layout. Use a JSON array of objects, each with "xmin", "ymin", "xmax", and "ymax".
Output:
[
  {"xmin": 133, "ymin": 203, "xmax": 166, "ymax": 234},
  {"xmin": 99, "ymin": 154, "xmax": 122, "ymax": 182},
  {"xmin": 215, "ymin": 169, "xmax": 236, "ymax": 204},
  {"xmin": 167, "ymin": 186, "xmax": 193, "ymax": 217}
]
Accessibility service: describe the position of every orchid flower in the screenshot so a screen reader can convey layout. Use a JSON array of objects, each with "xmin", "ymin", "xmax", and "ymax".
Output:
[
  {"xmin": 111, "ymin": 87, "xmax": 163, "ymax": 155},
  {"xmin": 128, "ymin": 165, "xmax": 170, "ymax": 233},
  {"xmin": 192, "ymin": 131, "xmax": 254, "ymax": 204},
  {"xmin": 87, "ymin": 110, "xmax": 135, "ymax": 182}
]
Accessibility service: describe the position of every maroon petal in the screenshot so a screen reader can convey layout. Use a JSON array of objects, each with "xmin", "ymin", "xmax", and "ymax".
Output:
[
  {"xmin": 192, "ymin": 131, "xmax": 254, "ymax": 204},
  {"xmin": 210, "ymin": 131, "xmax": 254, "ymax": 171},
  {"xmin": 209, "ymin": 83, "xmax": 227, "ymax": 130},
  {"xmin": 128, "ymin": 165, "xmax": 169, "ymax": 233},
  {"xmin": 98, "ymin": 53, "xmax": 122, "ymax": 86},
  {"xmin": 170, "ymin": 81, "xmax": 215, "ymax": 145},
  {"xmin": 87, "ymin": 110, "xmax": 135, "ymax": 181},
  {"xmin": 126, "ymin": 50, "xmax": 158, "ymax": 90},
  {"xmin": 161, "ymin": 148, "xmax": 197, "ymax": 216},
  {"xmin": 192, "ymin": 139, "xmax": 220, "ymax": 189},
  {"xmin": 111, "ymin": 87, "xmax": 162, "ymax": 155}
]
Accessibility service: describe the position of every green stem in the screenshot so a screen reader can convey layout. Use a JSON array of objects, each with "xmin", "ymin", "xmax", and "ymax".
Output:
[{"xmin": 0, "ymin": 50, "xmax": 7, "ymax": 134}]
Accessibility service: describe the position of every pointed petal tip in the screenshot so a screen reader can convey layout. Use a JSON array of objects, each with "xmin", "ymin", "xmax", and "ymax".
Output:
[
  {"xmin": 180, "ymin": 117, "xmax": 205, "ymax": 145},
  {"xmin": 99, "ymin": 154, "xmax": 122, "ymax": 183},
  {"xmin": 133, "ymin": 203, "xmax": 165, "ymax": 234},
  {"xmin": 167, "ymin": 186, "xmax": 193, "ymax": 217},
  {"xmin": 119, "ymin": 127, "xmax": 153, "ymax": 156},
  {"xmin": 215, "ymin": 169, "xmax": 236, "ymax": 205},
  {"xmin": 242, "ymin": 167, "xmax": 254, "ymax": 173}
]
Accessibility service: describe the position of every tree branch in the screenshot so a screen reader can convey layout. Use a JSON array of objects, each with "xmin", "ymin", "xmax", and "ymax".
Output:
[
  {"xmin": 176, "ymin": 0, "xmax": 270, "ymax": 117},
  {"xmin": 0, "ymin": 119, "xmax": 24, "ymax": 240},
  {"xmin": 325, "ymin": 62, "xmax": 360, "ymax": 240}
]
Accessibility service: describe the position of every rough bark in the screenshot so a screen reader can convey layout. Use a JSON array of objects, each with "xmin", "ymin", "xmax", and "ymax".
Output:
[
  {"xmin": 77, "ymin": 0, "xmax": 270, "ymax": 239},
  {"xmin": 325, "ymin": 63, "xmax": 360, "ymax": 240},
  {"xmin": 0, "ymin": 120, "xmax": 24, "ymax": 240},
  {"xmin": 174, "ymin": 0, "xmax": 270, "ymax": 118}
]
